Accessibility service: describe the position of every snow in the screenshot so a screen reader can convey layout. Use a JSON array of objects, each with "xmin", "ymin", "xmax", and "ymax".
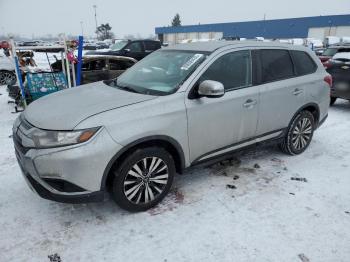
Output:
[{"xmin": 0, "ymin": 85, "xmax": 350, "ymax": 261}]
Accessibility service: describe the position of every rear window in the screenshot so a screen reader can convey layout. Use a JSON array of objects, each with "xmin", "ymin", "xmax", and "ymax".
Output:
[
  {"xmin": 260, "ymin": 49, "xmax": 294, "ymax": 83},
  {"xmin": 290, "ymin": 51, "xmax": 317, "ymax": 76}
]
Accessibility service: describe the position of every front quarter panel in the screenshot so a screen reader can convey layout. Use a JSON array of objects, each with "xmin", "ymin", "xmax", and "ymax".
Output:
[{"xmin": 75, "ymin": 92, "xmax": 190, "ymax": 166}]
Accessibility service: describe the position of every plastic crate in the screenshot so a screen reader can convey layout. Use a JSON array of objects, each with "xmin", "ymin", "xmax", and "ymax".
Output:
[{"xmin": 26, "ymin": 72, "xmax": 67, "ymax": 101}]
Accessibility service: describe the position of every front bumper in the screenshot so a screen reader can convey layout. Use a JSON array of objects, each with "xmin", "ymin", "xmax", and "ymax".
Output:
[
  {"xmin": 13, "ymin": 119, "xmax": 123, "ymax": 204},
  {"xmin": 18, "ymin": 160, "xmax": 105, "ymax": 204}
]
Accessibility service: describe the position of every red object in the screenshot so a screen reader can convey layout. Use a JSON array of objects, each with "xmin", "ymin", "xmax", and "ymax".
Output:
[
  {"xmin": 67, "ymin": 52, "xmax": 77, "ymax": 63},
  {"xmin": 324, "ymin": 75, "xmax": 333, "ymax": 88},
  {"xmin": 0, "ymin": 41, "xmax": 10, "ymax": 49}
]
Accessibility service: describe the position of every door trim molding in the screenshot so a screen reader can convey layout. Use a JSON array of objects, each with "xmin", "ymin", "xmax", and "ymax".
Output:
[{"xmin": 192, "ymin": 129, "xmax": 285, "ymax": 164}]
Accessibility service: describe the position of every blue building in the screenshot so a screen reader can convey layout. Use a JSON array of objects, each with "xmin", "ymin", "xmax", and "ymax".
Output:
[{"xmin": 155, "ymin": 14, "xmax": 350, "ymax": 44}]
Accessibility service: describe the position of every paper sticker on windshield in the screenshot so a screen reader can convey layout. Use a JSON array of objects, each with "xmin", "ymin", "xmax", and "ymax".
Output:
[{"xmin": 181, "ymin": 54, "xmax": 204, "ymax": 70}]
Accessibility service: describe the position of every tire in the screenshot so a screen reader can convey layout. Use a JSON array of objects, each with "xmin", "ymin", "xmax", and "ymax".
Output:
[
  {"xmin": 0, "ymin": 70, "xmax": 16, "ymax": 86},
  {"xmin": 111, "ymin": 147, "xmax": 175, "ymax": 212},
  {"xmin": 280, "ymin": 111, "xmax": 315, "ymax": 155},
  {"xmin": 330, "ymin": 97, "xmax": 337, "ymax": 106}
]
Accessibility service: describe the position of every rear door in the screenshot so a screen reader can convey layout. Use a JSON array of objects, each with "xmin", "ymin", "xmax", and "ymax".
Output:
[
  {"xmin": 255, "ymin": 49, "xmax": 306, "ymax": 136},
  {"xmin": 144, "ymin": 41, "xmax": 161, "ymax": 56},
  {"xmin": 185, "ymin": 50, "xmax": 259, "ymax": 163},
  {"xmin": 124, "ymin": 41, "xmax": 144, "ymax": 60},
  {"xmin": 82, "ymin": 58, "xmax": 109, "ymax": 84}
]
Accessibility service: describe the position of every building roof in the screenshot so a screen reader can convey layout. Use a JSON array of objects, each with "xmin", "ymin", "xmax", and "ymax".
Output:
[
  {"xmin": 164, "ymin": 40, "xmax": 301, "ymax": 52},
  {"xmin": 155, "ymin": 14, "xmax": 350, "ymax": 39}
]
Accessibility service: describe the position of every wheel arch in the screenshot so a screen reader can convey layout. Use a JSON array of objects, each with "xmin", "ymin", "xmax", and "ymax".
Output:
[
  {"xmin": 292, "ymin": 103, "xmax": 320, "ymax": 126},
  {"xmin": 101, "ymin": 135, "xmax": 186, "ymax": 191}
]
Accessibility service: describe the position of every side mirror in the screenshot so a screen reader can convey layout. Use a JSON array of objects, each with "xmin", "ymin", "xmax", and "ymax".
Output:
[
  {"xmin": 198, "ymin": 80, "xmax": 225, "ymax": 98},
  {"xmin": 124, "ymin": 48, "xmax": 131, "ymax": 53}
]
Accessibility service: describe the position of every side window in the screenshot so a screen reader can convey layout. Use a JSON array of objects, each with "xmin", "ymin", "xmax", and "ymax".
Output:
[
  {"xmin": 260, "ymin": 49, "xmax": 294, "ymax": 83},
  {"xmin": 127, "ymin": 42, "xmax": 143, "ymax": 52},
  {"xmin": 290, "ymin": 51, "xmax": 317, "ymax": 76},
  {"xmin": 84, "ymin": 59, "xmax": 106, "ymax": 71},
  {"xmin": 200, "ymin": 50, "xmax": 252, "ymax": 91},
  {"xmin": 144, "ymin": 41, "xmax": 160, "ymax": 51}
]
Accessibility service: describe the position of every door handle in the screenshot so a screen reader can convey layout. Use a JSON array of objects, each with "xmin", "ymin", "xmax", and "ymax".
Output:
[
  {"xmin": 243, "ymin": 99, "xmax": 257, "ymax": 108},
  {"xmin": 293, "ymin": 88, "xmax": 303, "ymax": 96}
]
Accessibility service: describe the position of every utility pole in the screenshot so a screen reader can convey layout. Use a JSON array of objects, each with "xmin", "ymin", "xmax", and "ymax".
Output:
[{"xmin": 93, "ymin": 5, "xmax": 98, "ymax": 38}]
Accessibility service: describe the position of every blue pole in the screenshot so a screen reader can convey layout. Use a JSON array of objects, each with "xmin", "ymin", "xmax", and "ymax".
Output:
[
  {"xmin": 14, "ymin": 56, "xmax": 27, "ymax": 106},
  {"xmin": 76, "ymin": 35, "xmax": 84, "ymax": 86}
]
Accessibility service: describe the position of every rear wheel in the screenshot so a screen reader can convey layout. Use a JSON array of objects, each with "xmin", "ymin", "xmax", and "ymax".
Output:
[
  {"xmin": 111, "ymin": 147, "xmax": 175, "ymax": 212},
  {"xmin": 0, "ymin": 70, "xmax": 16, "ymax": 86},
  {"xmin": 280, "ymin": 111, "xmax": 315, "ymax": 155},
  {"xmin": 330, "ymin": 97, "xmax": 337, "ymax": 106}
]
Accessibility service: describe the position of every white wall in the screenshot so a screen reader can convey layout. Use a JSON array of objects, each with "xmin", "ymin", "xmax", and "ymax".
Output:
[
  {"xmin": 308, "ymin": 26, "xmax": 350, "ymax": 39},
  {"xmin": 163, "ymin": 32, "xmax": 223, "ymax": 45}
]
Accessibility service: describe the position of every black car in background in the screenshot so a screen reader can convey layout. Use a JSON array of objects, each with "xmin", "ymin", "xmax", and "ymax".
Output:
[
  {"xmin": 326, "ymin": 52, "xmax": 350, "ymax": 105},
  {"xmin": 85, "ymin": 39, "xmax": 161, "ymax": 61}
]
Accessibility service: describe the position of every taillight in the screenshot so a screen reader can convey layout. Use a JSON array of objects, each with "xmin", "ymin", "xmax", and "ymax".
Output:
[{"xmin": 324, "ymin": 75, "xmax": 333, "ymax": 87}]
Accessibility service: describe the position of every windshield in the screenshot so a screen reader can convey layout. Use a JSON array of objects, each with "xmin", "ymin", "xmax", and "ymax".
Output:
[
  {"xmin": 107, "ymin": 50, "xmax": 207, "ymax": 95},
  {"xmin": 322, "ymin": 48, "xmax": 338, "ymax": 56},
  {"xmin": 110, "ymin": 40, "xmax": 129, "ymax": 51}
]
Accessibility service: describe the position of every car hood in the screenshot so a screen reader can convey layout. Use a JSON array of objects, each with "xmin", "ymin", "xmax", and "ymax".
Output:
[{"xmin": 24, "ymin": 81, "xmax": 156, "ymax": 130}]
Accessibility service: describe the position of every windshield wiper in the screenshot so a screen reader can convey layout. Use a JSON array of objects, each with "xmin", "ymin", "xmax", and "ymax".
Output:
[{"xmin": 116, "ymin": 83, "xmax": 140, "ymax": 94}]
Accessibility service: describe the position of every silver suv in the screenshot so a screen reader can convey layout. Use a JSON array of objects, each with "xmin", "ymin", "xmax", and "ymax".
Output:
[{"xmin": 13, "ymin": 41, "xmax": 330, "ymax": 211}]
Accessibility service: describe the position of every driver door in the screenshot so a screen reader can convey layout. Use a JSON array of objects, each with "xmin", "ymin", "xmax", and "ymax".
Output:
[{"xmin": 185, "ymin": 50, "xmax": 259, "ymax": 163}]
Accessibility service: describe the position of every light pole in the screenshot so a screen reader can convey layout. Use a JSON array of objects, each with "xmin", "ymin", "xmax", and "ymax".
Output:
[
  {"xmin": 80, "ymin": 21, "xmax": 84, "ymax": 37},
  {"xmin": 93, "ymin": 5, "xmax": 98, "ymax": 38}
]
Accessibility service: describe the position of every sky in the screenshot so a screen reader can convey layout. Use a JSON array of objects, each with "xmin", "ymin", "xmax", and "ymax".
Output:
[{"xmin": 0, "ymin": 0, "xmax": 349, "ymax": 39}]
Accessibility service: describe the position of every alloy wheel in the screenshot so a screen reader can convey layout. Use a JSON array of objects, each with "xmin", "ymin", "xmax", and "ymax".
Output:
[
  {"xmin": 291, "ymin": 117, "xmax": 312, "ymax": 151},
  {"xmin": 0, "ymin": 71, "xmax": 16, "ymax": 85},
  {"xmin": 123, "ymin": 157, "xmax": 169, "ymax": 204}
]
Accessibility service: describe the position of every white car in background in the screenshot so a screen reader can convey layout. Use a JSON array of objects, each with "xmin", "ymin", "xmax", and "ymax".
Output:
[{"xmin": 0, "ymin": 52, "xmax": 16, "ymax": 86}]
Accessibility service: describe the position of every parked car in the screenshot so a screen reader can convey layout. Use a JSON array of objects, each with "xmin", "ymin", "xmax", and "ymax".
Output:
[
  {"xmin": 13, "ymin": 41, "xmax": 329, "ymax": 212},
  {"xmin": 318, "ymin": 44, "xmax": 350, "ymax": 64},
  {"xmin": 0, "ymin": 51, "xmax": 16, "ymax": 85},
  {"xmin": 51, "ymin": 55, "xmax": 137, "ymax": 84},
  {"xmin": 325, "ymin": 52, "xmax": 350, "ymax": 105},
  {"xmin": 85, "ymin": 39, "xmax": 161, "ymax": 60}
]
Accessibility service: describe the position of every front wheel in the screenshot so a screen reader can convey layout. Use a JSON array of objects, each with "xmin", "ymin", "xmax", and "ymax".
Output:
[
  {"xmin": 111, "ymin": 147, "xmax": 175, "ymax": 212},
  {"xmin": 280, "ymin": 111, "xmax": 315, "ymax": 155}
]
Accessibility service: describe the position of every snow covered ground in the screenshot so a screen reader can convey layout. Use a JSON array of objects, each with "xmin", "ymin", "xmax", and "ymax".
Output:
[{"xmin": 0, "ymin": 85, "xmax": 350, "ymax": 262}]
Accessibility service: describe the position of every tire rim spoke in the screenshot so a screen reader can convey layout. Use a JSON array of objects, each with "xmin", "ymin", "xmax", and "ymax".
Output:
[
  {"xmin": 123, "ymin": 156, "xmax": 169, "ymax": 205},
  {"xmin": 292, "ymin": 117, "xmax": 312, "ymax": 151}
]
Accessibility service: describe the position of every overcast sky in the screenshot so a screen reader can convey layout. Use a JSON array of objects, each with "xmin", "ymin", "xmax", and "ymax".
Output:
[{"xmin": 0, "ymin": 0, "xmax": 349, "ymax": 38}]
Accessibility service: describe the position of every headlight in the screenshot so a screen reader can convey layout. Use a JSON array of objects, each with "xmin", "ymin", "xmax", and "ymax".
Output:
[{"xmin": 31, "ymin": 127, "xmax": 100, "ymax": 148}]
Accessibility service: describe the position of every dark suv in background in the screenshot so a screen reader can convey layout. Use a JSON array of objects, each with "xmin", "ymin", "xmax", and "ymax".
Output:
[{"xmin": 85, "ymin": 39, "xmax": 161, "ymax": 60}]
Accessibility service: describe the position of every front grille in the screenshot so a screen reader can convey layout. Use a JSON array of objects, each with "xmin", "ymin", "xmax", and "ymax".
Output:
[
  {"xmin": 13, "ymin": 116, "xmax": 34, "ymax": 155},
  {"xmin": 13, "ymin": 134, "xmax": 30, "ymax": 155}
]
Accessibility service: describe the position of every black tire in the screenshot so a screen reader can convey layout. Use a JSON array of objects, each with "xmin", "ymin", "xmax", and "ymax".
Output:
[
  {"xmin": 280, "ymin": 111, "xmax": 315, "ymax": 155},
  {"xmin": 0, "ymin": 70, "xmax": 16, "ymax": 86},
  {"xmin": 111, "ymin": 147, "xmax": 175, "ymax": 212},
  {"xmin": 330, "ymin": 97, "xmax": 337, "ymax": 106}
]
